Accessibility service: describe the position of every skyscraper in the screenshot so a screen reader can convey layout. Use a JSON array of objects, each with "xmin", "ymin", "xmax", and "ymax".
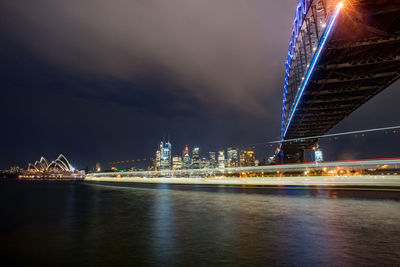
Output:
[
  {"xmin": 192, "ymin": 147, "xmax": 200, "ymax": 169},
  {"xmin": 218, "ymin": 150, "xmax": 225, "ymax": 169},
  {"xmin": 159, "ymin": 141, "xmax": 172, "ymax": 170},
  {"xmin": 209, "ymin": 152, "xmax": 217, "ymax": 168},
  {"xmin": 240, "ymin": 149, "xmax": 255, "ymax": 167},
  {"xmin": 245, "ymin": 150, "xmax": 255, "ymax": 166},
  {"xmin": 182, "ymin": 145, "xmax": 191, "ymax": 169},
  {"xmin": 227, "ymin": 147, "xmax": 239, "ymax": 167},
  {"xmin": 172, "ymin": 156, "xmax": 183, "ymax": 170},
  {"xmin": 201, "ymin": 157, "xmax": 210, "ymax": 169},
  {"xmin": 155, "ymin": 149, "xmax": 161, "ymax": 170}
]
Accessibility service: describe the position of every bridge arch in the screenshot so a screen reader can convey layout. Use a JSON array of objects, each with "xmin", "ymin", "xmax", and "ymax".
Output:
[{"xmin": 279, "ymin": 0, "xmax": 400, "ymax": 163}]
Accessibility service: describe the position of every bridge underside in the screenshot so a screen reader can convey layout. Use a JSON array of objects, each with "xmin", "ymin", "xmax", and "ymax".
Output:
[{"xmin": 281, "ymin": 0, "xmax": 400, "ymax": 162}]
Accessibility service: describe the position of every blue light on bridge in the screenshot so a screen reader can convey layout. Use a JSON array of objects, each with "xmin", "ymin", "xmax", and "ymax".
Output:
[
  {"xmin": 281, "ymin": 3, "xmax": 343, "ymax": 146},
  {"xmin": 281, "ymin": 0, "xmax": 314, "ymax": 138}
]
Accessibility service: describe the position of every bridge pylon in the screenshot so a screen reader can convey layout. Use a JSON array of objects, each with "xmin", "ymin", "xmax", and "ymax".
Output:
[{"xmin": 276, "ymin": 147, "xmax": 305, "ymax": 164}]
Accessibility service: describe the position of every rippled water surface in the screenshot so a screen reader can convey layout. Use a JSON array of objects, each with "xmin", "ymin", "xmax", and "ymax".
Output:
[{"xmin": 1, "ymin": 180, "xmax": 399, "ymax": 266}]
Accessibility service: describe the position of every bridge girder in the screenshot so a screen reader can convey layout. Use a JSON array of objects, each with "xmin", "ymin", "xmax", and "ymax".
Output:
[
  {"xmin": 280, "ymin": 0, "xmax": 400, "ymax": 163},
  {"xmin": 321, "ymin": 54, "xmax": 400, "ymax": 70}
]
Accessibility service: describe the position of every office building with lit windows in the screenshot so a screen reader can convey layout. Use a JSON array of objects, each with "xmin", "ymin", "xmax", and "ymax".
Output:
[
  {"xmin": 240, "ymin": 150, "xmax": 256, "ymax": 167},
  {"xmin": 218, "ymin": 150, "xmax": 225, "ymax": 169},
  {"xmin": 192, "ymin": 147, "xmax": 200, "ymax": 169},
  {"xmin": 159, "ymin": 141, "xmax": 172, "ymax": 170},
  {"xmin": 172, "ymin": 156, "xmax": 183, "ymax": 170},
  {"xmin": 227, "ymin": 147, "xmax": 239, "ymax": 167},
  {"xmin": 155, "ymin": 150, "xmax": 161, "ymax": 170},
  {"xmin": 182, "ymin": 145, "xmax": 191, "ymax": 169},
  {"xmin": 209, "ymin": 152, "xmax": 217, "ymax": 168},
  {"xmin": 201, "ymin": 157, "xmax": 210, "ymax": 169}
]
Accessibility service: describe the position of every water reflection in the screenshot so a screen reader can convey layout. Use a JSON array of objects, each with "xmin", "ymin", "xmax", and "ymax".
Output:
[
  {"xmin": 0, "ymin": 181, "xmax": 399, "ymax": 266},
  {"xmin": 152, "ymin": 184, "xmax": 176, "ymax": 265}
]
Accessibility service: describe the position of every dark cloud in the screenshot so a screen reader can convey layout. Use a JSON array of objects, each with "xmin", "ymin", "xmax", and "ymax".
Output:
[{"xmin": 2, "ymin": 0, "xmax": 296, "ymax": 114}]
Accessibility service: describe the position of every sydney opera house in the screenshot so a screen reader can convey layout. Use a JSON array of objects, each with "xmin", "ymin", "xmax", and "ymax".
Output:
[{"xmin": 21, "ymin": 154, "xmax": 84, "ymax": 179}]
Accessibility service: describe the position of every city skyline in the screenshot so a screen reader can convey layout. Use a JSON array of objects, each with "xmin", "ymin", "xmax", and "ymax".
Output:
[
  {"xmin": 152, "ymin": 141, "xmax": 261, "ymax": 171},
  {"xmin": 6, "ymin": 125, "xmax": 399, "ymax": 172}
]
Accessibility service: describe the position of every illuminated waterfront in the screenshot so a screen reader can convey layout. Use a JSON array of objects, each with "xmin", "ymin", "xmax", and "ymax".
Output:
[{"xmin": 1, "ymin": 180, "xmax": 399, "ymax": 265}]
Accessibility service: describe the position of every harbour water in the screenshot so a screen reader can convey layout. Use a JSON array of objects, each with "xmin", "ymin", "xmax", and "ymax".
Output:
[{"xmin": 1, "ymin": 180, "xmax": 399, "ymax": 266}]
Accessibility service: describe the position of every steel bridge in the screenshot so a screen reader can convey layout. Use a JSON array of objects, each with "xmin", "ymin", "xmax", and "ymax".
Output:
[{"xmin": 278, "ymin": 0, "xmax": 400, "ymax": 163}]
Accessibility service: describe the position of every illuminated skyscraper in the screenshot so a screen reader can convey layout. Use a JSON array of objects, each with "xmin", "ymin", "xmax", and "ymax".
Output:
[
  {"xmin": 201, "ymin": 157, "xmax": 209, "ymax": 169},
  {"xmin": 172, "ymin": 156, "xmax": 183, "ymax": 170},
  {"xmin": 240, "ymin": 150, "xmax": 255, "ymax": 167},
  {"xmin": 182, "ymin": 145, "xmax": 191, "ymax": 169},
  {"xmin": 209, "ymin": 152, "xmax": 217, "ymax": 168},
  {"xmin": 155, "ymin": 149, "xmax": 161, "ymax": 170},
  {"xmin": 246, "ymin": 150, "xmax": 255, "ymax": 166},
  {"xmin": 159, "ymin": 141, "xmax": 172, "ymax": 170},
  {"xmin": 227, "ymin": 147, "xmax": 239, "ymax": 167},
  {"xmin": 192, "ymin": 147, "xmax": 200, "ymax": 169},
  {"xmin": 240, "ymin": 150, "xmax": 246, "ymax": 166},
  {"xmin": 218, "ymin": 150, "xmax": 225, "ymax": 169}
]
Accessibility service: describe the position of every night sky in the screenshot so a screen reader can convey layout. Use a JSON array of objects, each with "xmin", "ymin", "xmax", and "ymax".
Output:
[{"xmin": 1, "ymin": 0, "xmax": 399, "ymax": 169}]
